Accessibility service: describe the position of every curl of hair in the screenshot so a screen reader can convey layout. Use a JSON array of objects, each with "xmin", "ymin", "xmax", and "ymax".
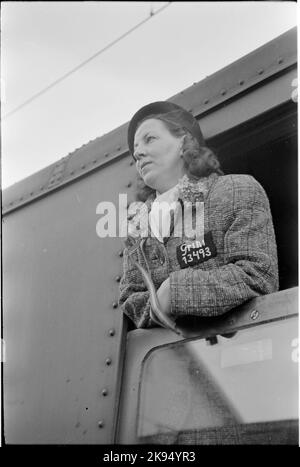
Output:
[{"xmin": 133, "ymin": 113, "xmax": 223, "ymax": 202}]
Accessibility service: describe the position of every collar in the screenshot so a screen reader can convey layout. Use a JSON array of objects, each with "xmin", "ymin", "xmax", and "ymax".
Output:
[
  {"xmin": 125, "ymin": 172, "xmax": 220, "ymax": 246},
  {"xmin": 146, "ymin": 172, "xmax": 220, "ymax": 210},
  {"xmin": 148, "ymin": 172, "xmax": 220, "ymax": 243}
]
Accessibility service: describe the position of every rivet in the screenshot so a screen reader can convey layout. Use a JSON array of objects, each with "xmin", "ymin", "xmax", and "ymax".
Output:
[
  {"xmin": 19, "ymin": 197, "xmax": 24, "ymax": 201},
  {"xmin": 250, "ymin": 309, "xmax": 259, "ymax": 320},
  {"xmin": 104, "ymin": 153, "xmax": 109, "ymax": 157},
  {"xmin": 81, "ymin": 165, "xmax": 86, "ymax": 170},
  {"xmin": 102, "ymin": 388, "xmax": 108, "ymax": 396},
  {"xmin": 9, "ymin": 202, "xmax": 13, "ymax": 206},
  {"xmin": 50, "ymin": 180, "xmax": 54, "ymax": 185},
  {"xmin": 130, "ymin": 160, "xmax": 134, "ymax": 166},
  {"xmin": 117, "ymin": 146, "xmax": 121, "ymax": 151},
  {"xmin": 118, "ymin": 250, "xmax": 124, "ymax": 257},
  {"xmin": 204, "ymin": 99, "xmax": 209, "ymax": 105},
  {"xmin": 98, "ymin": 421, "xmax": 104, "ymax": 428},
  {"xmin": 92, "ymin": 159, "xmax": 97, "ymax": 164},
  {"xmin": 206, "ymin": 335, "xmax": 218, "ymax": 345},
  {"xmin": 30, "ymin": 192, "xmax": 34, "ymax": 196},
  {"xmin": 278, "ymin": 57, "xmax": 283, "ymax": 64},
  {"xmin": 112, "ymin": 301, "xmax": 118, "ymax": 309},
  {"xmin": 108, "ymin": 329, "xmax": 115, "ymax": 337},
  {"xmin": 115, "ymin": 275, "xmax": 121, "ymax": 282},
  {"xmin": 105, "ymin": 358, "xmax": 112, "ymax": 366},
  {"xmin": 127, "ymin": 182, "xmax": 132, "ymax": 188},
  {"xmin": 188, "ymin": 108, "xmax": 193, "ymax": 112},
  {"xmin": 221, "ymin": 89, "xmax": 227, "ymax": 96},
  {"xmin": 239, "ymin": 79, "xmax": 244, "ymax": 86},
  {"xmin": 258, "ymin": 68, "xmax": 264, "ymax": 75}
]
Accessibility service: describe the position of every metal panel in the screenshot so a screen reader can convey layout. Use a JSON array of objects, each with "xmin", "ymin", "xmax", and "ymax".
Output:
[
  {"xmin": 116, "ymin": 287, "xmax": 298, "ymax": 444},
  {"xmin": 174, "ymin": 286, "xmax": 298, "ymax": 340},
  {"xmin": 197, "ymin": 68, "xmax": 297, "ymax": 141},
  {"xmin": 137, "ymin": 317, "xmax": 298, "ymax": 444},
  {"xmin": 116, "ymin": 329, "xmax": 181, "ymax": 444},
  {"xmin": 3, "ymin": 155, "xmax": 136, "ymax": 443},
  {"xmin": 2, "ymin": 27, "xmax": 296, "ymax": 214}
]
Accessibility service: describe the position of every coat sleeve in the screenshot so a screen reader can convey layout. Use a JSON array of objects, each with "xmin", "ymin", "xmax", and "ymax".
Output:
[
  {"xmin": 118, "ymin": 245, "xmax": 158, "ymax": 328},
  {"xmin": 169, "ymin": 175, "xmax": 279, "ymax": 317}
]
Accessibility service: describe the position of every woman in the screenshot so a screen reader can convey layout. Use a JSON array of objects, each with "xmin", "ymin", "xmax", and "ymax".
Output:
[{"xmin": 119, "ymin": 101, "xmax": 278, "ymax": 333}]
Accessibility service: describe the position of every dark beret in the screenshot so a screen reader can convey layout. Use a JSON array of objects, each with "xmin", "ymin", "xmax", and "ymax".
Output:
[{"xmin": 127, "ymin": 101, "xmax": 205, "ymax": 156}]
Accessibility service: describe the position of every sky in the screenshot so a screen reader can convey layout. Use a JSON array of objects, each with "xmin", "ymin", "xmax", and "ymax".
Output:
[{"xmin": 1, "ymin": 1, "xmax": 298, "ymax": 189}]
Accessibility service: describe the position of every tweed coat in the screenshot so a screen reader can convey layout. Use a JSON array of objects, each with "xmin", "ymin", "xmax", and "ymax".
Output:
[{"xmin": 119, "ymin": 173, "xmax": 279, "ymax": 329}]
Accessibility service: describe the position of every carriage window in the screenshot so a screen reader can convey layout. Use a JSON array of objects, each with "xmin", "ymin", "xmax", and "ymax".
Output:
[
  {"xmin": 214, "ymin": 102, "xmax": 298, "ymax": 291},
  {"xmin": 136, "ymin": 317, "xmax": 298, "ymax": 444}
]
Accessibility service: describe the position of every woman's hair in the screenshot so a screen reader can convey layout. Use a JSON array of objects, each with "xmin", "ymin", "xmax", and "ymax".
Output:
[{"xmin": 134, "ymin": 113, "xmax": 223, "ymax": 202}]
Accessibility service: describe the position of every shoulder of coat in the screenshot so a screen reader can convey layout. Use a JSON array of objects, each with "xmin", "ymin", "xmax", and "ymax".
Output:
[
  {"xmin": 213, "ymin": 173, "xmax": 261, "ymax": 191},
  {"xmin": 211, "ymin": 174, "xmax": 268, "ymax": 206}
]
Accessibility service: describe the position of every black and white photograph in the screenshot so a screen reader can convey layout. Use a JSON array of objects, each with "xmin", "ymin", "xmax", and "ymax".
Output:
[{"xmin": 1, "ymin": 0, "xmax": 298, "ymax": 453}]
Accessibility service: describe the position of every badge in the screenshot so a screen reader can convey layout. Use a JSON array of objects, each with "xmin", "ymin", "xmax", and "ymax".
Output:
[{"xmin": 176, "ymin": 231, "xmax": 217, "ymax": 268}]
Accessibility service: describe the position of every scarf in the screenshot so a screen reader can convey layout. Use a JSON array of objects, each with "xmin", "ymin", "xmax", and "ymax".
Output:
[{"xmin": 149, "ymin": 185, "xmax": 180, "ymax": 243}]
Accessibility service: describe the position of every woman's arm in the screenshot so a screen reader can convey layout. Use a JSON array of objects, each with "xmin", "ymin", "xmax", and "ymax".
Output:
[
  {"xmin": 119, "ymin": 246, "xmax": 158, "ymax": 328},
  {"xmin": 169, "ymin": 175, "xmax": 279, "ymax": 318}
]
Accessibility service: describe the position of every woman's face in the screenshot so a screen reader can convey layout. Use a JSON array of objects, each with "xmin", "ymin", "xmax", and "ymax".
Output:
[{"xmin": 133, "ymin": 118, "xmax": 185, "ymax": 193}]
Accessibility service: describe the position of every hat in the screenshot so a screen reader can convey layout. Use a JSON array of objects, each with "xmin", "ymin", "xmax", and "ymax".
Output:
[{"xmin": 127, "ymin": 101, "xmax": 205, "ymax": 156}]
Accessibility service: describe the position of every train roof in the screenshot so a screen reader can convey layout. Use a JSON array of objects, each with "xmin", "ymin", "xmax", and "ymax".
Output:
[{"xmin": 3, "ymin": 27, "xmax": 297, "ymax": 215}]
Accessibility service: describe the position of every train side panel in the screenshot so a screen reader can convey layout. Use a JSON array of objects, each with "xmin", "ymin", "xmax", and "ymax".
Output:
[{"xmin": 3, "ymin": 160, "xmax": 134, "ymax": 443}]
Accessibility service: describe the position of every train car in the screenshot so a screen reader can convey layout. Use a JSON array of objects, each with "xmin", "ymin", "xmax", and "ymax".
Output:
[{"xmin": 2, "ymin": 27, "xmax": 298, "ymax": 445}]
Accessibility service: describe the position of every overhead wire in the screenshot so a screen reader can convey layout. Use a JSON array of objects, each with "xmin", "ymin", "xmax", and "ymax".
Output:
[{"xmin": 2, "ymin": 2, "xmax": 172, "ymax": 120}]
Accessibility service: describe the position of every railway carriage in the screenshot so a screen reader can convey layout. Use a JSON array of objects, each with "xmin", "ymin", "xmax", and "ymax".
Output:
[{"xmin": 3, "ymin": 27, "xmax": 298, "ymax": 444}]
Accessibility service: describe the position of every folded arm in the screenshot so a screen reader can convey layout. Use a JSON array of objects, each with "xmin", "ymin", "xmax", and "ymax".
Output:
[{"xmin": 169, "ymin": 176, "xmax": 279, "ymax": 317}]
